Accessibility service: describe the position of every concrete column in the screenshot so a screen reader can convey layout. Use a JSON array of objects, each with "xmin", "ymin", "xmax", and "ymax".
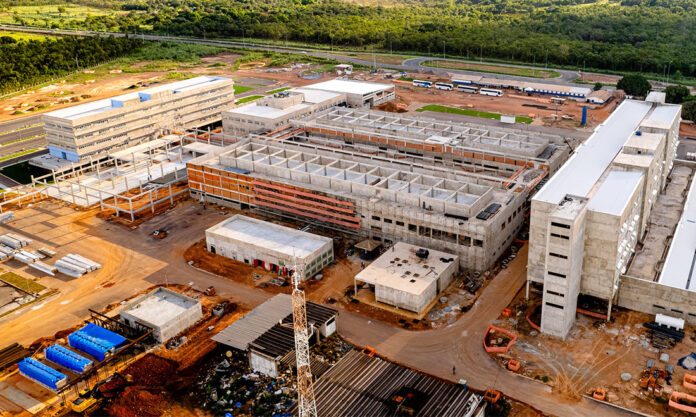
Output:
[
  {"xmin": 160, "ymin": 163, "xmax": 165, "ymax": 178},
  {"xmin": 70, "ymin": 184, "xmax": 76, "ymax": 204},
  {"xmin": 169, "ymin": 184, "xmax": 174, "ymax": 205},
  {"xmin": 129, "ymin": 200, "xmax": 134, "ymax": 222},
  {"xmin": 525, "ymin": 280, "xmax": 530, "ymax": 300},
  {"xmin": 124, "ymin": 177, "xmax": 129, "ymax": 192},
  {"xmin": 139, "ymin": 180, "xmax": 143, "ymax": 194},
  {"xmin": 132, "ymin": 154, "xmax": 137, "ymax": 173},
  {"xmin": 114, "ymin": 195, "xmax": 119, "ymax": 218},
  {"xmin": 99, "ymin": 189, "xmax": 103, "ymax": 211},
  {"xmin": 150, "ymin": 190, "xmax": 155, "ymax": 213}
]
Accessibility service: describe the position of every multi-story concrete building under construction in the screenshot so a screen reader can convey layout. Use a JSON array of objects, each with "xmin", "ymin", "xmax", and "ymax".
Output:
[
  {"xmin": 42, "ymin": 76, "xmax": 235, "ymax": 162},
  {"xmin": 187, "ymin": 110, "xmax": 572, "ymax": 271},
  {"xmin": 527, "ymin": 96, "xmax": 681, "ymax": 339}
]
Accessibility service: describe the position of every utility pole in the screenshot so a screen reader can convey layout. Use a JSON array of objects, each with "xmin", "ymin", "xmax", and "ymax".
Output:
[{"xmin": 291, "ymin": 266, "xmax": 318, "ymax": 417}]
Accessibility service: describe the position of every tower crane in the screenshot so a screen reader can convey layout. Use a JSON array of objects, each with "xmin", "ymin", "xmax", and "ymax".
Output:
[{"xmin": 291, "ymin": 266, "xmax": 318, "ymax": 417}]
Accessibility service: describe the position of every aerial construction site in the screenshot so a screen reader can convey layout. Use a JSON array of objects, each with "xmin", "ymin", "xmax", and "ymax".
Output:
[{"xmin": 0, "ymin": 50, "xmax": 694, "ymax": 417}]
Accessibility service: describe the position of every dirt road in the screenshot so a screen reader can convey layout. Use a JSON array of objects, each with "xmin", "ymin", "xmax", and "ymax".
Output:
[{"xmin": 338, "ymin": 245, "xmax": 638, "ymax": 417}]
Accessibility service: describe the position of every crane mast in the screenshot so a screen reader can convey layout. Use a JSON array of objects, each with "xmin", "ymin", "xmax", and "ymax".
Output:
[{"xmin": 292, "ymin": 267, "xmax": 318, "ymax": 417}]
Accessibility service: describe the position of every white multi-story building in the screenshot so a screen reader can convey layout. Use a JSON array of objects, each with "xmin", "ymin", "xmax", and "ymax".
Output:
[
  {"xmin": 527, "ymin": 97, "xmax": 681, "ymax": 338},
  {"xmin": 42, "ymin": 76, "xmax": 235, "ymax": 162}
]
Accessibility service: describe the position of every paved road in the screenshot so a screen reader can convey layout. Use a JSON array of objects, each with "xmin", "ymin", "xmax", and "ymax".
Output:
[
  {"xmin": 0, "ymin": 126, "xmax": 43, "ymax": 145},
  {"xmin": 0, "ymin": 115, "xmax": 42, "ymax": 134},
  {"xmin": 0, "ymin": 25, "xmax": 588, "ymax": 88},
  {"xmin": 402, "ymin": 56, "xmax": 580, "ymax": 84}
]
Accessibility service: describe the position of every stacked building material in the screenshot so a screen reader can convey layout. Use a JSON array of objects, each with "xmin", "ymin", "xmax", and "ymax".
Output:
[
  {"xmin": 65, "ymin": 254, "xmax": 101, "ymax": 271},
  {"xmin": 18, "ymin": 357, "xmax": 68, "ymax": 391},
  {"xmin": 37, "ymin": 247, "xmax": 57, "ymax": 258},
  {"xmin": 54, "ymin": 254, "xmax": 101, "ymax": 277},
  {"xmin": 13, "ymin": 251, "xmax": 35, "ymax": 265},
  {"xmin": 30, "ymin": 261, "xmax": 57, "ymax": 276},
  {"xmin": 0, "ymin": 245, "xmax": 13, "ymax": 260},
  {"xmin": 0, "ymin": 211, "xmax": 14, "ymax": 223},
  {"xmin": 68, "ymin": 323, "xmax": 126, "ymax": 361},
  {"xmin": 45, "ymin": 344, "xmax": 93, "ymax": 373},
  {"xmin": 1, "ymin": 234, "xmax": 23, "ymax": 249},
  {"xmin": 0, "ymin": 343, "xmax": 30, "ymax": 371},
  {"xmin": 6, "ymin": 233, "xmax": 31, "ymax": 247}
]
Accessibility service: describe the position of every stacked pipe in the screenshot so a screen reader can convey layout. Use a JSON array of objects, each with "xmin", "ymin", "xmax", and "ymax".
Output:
[
  {"xmin": 6, "ymin": 233, "xmax": 31, "ymax": 247},
  {"xmin": 30, "ymin": 261, "xmax": 57, "ymax": 276},
  {"xmin": 0, "ymin": 211, "xmax": 14, "ymax": 224},
  {"xmin": 54, "ymin": 254, "xmax": 101, "ymax": 277},
  {"xmin": 0, "ymin": 245, "xmax": 13, "ymax": 260}
]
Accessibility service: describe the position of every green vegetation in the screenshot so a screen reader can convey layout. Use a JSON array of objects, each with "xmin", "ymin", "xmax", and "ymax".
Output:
[
  {"xmin": 420, "ymin": 60, "xmax": 561, "ymax": 79},
  {"xmin": 684, "ymin": 101, "xmax": 696, "ymax": 123},
  {"xmin": 231, "ymin": 49, "xmax": 336, "ymax": 70},
  {"xmin": 0, "ymin": 271, "xmax": 45, "ymax": 295},
  {"xmin": 398, "ymin": 75, "xmax": 414, "ymax": 82},
  {"xmin": 236, "ymin": 95, "xmax": 264, "ymax": 104},
  {"xmin": 13, "ymin": 0, "xmax": 695, "ymax": 79},
  {"xmin": 665, "ymin": 85, "xmax": 691, "ymax": 104},
  {"xmin": 233, "ymin": 85, "xmax": 255, "ymax": 94},
  {"xmin": 0, "ymin": 31, "xmax": 53, "ymax": 41},
  {"xmin": 616, "ymin": 74, "xmax": 651, "ymax": 97},
  {"xmin": 417, "ymin": 104, "xmax": 533, "ymax": 124},
  {"xmin": 164, "ymin": 71, "xmax": 196, "ymax": 80},
  {"xmin": 266, "ymin": 87, "xmax": 290, "ymax": 94},
  {"xmin": 0, "ymin": 36, "xmax": 143, "ymax": 94},
  {"xmin": 593, "ymin": 82, "xmax": 602, "ymax": 91}
]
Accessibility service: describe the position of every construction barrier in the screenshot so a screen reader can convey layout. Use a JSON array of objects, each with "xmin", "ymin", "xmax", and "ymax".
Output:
[
  {"xmin": 483, "ymin": 325, "xmax": 518, "ymax": 354},
  {"xmin": 484, "ymin": 389, "xmax": 501, "ymax": 404},
  {"xmin": 669, "ymin": 392, "xmax": 696, "ymax": 414},
  {"xmin": 592, "ymin": 388, "xmax": 606, "ymax": 401},
  {"xmin": 685, "ymin": 374, "xmax": 696, "ymax": 391},
  {"xmin": 507, "ymin": 359, "xmax": 520, "ymax": 372}
]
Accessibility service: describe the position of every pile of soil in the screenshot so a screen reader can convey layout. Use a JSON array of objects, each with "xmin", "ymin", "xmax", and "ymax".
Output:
[
  {"xmin": 109, "ymin": 387, "xmax": 165, "ymax": 417},
  {"xmin": 122, "ymin": 354, "xmax": 176, "ymax": 387}
]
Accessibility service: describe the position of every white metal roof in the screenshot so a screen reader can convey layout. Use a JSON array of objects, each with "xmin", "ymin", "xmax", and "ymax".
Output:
[
  {"xmin": 587, "ymin": 170, "xmax": 644, "ymax": 216},
  {"xmin": 290, "ymin": 88, "xmax": 344, "ymax": 104},
  {"xmin": 45, "ymin": 76, "xmax": 230, "ymax": 121},
  {"xmin": 227, "ymin": 102, "xmax": 311, "ymax": 119},
  {"xmin": 645, "ymin": 104, "xmax": 681, "ymax": 125},
  {"xmin": 304, "ymin": 79, "xmax": 394, "ymax": 96},
  {"xmin": 534, "ymin": 100, "xmax": 653, "ymax": 204},
  {"xmin": 206, "ymin": 215, "xmax": 331, "ymax": 259},
  {"xmin": 658, "ymin": 175, "xmax": 696, "ymax": 291}
]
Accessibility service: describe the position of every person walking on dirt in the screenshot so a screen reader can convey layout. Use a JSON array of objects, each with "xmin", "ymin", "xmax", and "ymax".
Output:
[{"xmin": 452, "ymin": 365, "xmax": 456, "ymax": 375}]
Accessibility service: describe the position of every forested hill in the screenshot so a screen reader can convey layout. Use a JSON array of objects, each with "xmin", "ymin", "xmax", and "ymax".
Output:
[{"xmin": 4, "ymin": 0, "xmax": 696, "ymax": 77}]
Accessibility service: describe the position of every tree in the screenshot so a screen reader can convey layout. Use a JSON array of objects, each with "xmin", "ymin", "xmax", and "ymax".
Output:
[
  {"xmin": 665, "ymin": 85, "xmax": 690, "ymax": 104},
  {"xmin": 683, "ymin": 101, "xmax": 696, "ymax": 123},
  {"xmin": 593, "ymin": 82, "xmax": 602, "ymax": 91},
  {"xmin": 57, "ymin": 6, "xmax": 66, "ymax": 15},
  {"xmin": 616, "ymin": 74, "xmax": 651, "ymax": 97}
]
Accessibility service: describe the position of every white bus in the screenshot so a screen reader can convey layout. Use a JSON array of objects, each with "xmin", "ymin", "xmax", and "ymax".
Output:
[
  {"xmin": 457, "ymin": 85, "xmax": 478, "ymax": 94},
  {"xmin": 434, "ymin": 82, "xmax": 454, "ymax": 91},
  {"xmin": 413, "ymin": 80, "xmax": 433, "ymax": 88},
  {"xmin": 479, "ymin": 88, "xmax": 504, "ymax": 97}
]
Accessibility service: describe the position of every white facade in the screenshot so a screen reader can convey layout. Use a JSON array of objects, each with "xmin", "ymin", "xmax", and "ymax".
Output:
[
  {"xmin": 43, "ymin": 76, "xmax": 235, "ymax": 162},
  {"xmin": 303, "ymin": 79, "xmax": 396, "ymax": 108},
  {"xmin": 528, "ymin": 98, "xmax": 682, "ymax": 338},
  {"xmin": 119, "ymin": 287, "xmax": 202, "ymax": 343},
  {"xmin": 205, "ymin": 215, "xmax": 334, "ymax": 279},
  {"xmin": 355, "ymin": 242, "xmax": 459, "ymax": 314}
]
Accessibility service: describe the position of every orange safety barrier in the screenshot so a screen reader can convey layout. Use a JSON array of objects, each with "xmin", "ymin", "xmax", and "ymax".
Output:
[
  {"xmin": 501, "ymin": 308, "xmax": 512, "ymax": 318},
  {"xmin": 592, "ymin": 388, "xmax": 606, "ymax": 401},
  {"xmin": 507, "ymin": 359, "xmax": 521, "ymax": 372},
  {"xmin": 685, "ymin": 375, "xmax": 696, "ymax": 391},
  {"xmin": 670, "ymin": 392, "xmax": 696, "ymax": 414},
  {"xmin": 483, "ymin": 325, "xmax": 518, "ymax": 354},
  {"xmin": 484, "ymin": 389, "xmax": 501, "ymax": 404},
  {"xmin": 525, "ymin": 303, "xmax": 542, "ymax": 332},
  {"xmin": 361, "ymin": 346, "xmax": 376, "ymax": 357},
  {"xmin": 576, "ymin": 308, "xmax": 608, "ymax": 320}
]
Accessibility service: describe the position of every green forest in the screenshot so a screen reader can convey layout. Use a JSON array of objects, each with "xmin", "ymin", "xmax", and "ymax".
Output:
[
  {"xmin": 0, "ymin": 36, "xmax": 143, "ymax": 94},
  {"xmin": 2, "ymin": 0, "xmax": 696, "ymax": 77}
]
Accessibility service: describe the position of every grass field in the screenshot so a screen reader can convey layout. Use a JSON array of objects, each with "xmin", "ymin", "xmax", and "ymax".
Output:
[
  {"xmin": 236, "ymin": 95, "xmax": 264, "ymax": 104},
  {"xmin": 420, "ymin": 60, "xmax": 561, "ymax": 79},
  {"xmin": 417, "ymin": 104, "xmax": 533, "ymax": 124},
  {"xmin": 266, "ymin": 87, "xmax": 290, "ymax": 94},
  {"xmin": 233, "ymin": 85, "xmax": 255, "ymax": 94},
  {"xmin": 0, "ymin": 271, "xmax": 45, "ymax": 295},
  {"xmin": 0, "ymin": 4, "xmax": 116, "ymax": 26}
]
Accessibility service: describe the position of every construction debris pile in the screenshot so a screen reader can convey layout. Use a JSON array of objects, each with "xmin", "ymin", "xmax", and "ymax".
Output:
[{"xmin": 200, "ymin": 350, "xmax": 297, "ymax": 417}]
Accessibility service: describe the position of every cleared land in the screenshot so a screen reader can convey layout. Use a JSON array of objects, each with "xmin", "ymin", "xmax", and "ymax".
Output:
[
  {"xmin": 335, "ymin": 53, "xmax": 414, "ymax": 66},
  {"xmin": 421, "ymin": 60, "xmax": 562, "ymax": 79},
  {"xmin": 0, "ymin": 4, "xmax": 129, "ymax": 26},
  {"xmin": 417, "ymin": 104, "xmax": 534, "ymax": 124}
]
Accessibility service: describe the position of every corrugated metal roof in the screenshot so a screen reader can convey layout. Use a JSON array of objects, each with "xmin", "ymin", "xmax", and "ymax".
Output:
[
  {"xmin": 298, "ymin": 350, "xmax": 483, "ymax": 417},
  {"xmin": 212, "ymin": 294, "xmax": 337, "ymax": 350},
  {"xmin": 250, "ymin": 323, "xmax": 295, "ymax": 358},
  {"xmin": 212, "ymin": 294, "xmax": 292, "ymax": 350}
]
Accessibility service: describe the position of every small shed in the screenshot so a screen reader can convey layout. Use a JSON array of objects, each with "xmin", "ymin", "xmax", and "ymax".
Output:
[{"xmin": 354, "ymin": 239, "xmax": 381, "ymax": 260}]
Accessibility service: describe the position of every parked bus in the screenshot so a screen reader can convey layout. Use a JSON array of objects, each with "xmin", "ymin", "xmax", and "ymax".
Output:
[
  {"xmin": 435, "ymin": 82, "xmax": 454, "ymax": 91},
  {"xmin": 457, "ymin": 85, "xmax": 478, "ymax": 94},
  {"xmin": 413, "ymin": 80, "xmax": 433, "ymax": 88},
  {"xmin": 479, "ymin": 88, "xmax": 504, "ymax": 97}
]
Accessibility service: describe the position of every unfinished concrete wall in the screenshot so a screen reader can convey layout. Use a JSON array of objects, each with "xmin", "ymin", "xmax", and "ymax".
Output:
[
  {"xmin": 617, "ymin": 276, "xmax": 696, "ymax": 324},
  {"xmin": 250, "ymin": 351, "xmax": 278, "ymax": 378}
]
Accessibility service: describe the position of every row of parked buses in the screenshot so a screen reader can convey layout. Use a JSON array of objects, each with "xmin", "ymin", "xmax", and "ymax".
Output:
[{"xmin": 412, "ymin": 80, "xmax": 503, "ymax": 97}]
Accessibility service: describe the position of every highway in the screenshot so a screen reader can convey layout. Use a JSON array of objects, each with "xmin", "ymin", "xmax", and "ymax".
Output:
[
  {"xmin": 0, "ymin": 116, "xmax": 46, "ymax": 160},
  {"xmin": 1, "ymin": 24, "xmax": 587, "ymax": 87}
]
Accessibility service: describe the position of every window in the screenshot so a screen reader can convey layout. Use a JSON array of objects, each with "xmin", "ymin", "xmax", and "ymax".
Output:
[
  {"xmin": 473, "ymin": 239, "xmax": 483, "ymax": 247},
  {"xmin": 408, "ymin": 224, "xmax": 417, "ymax": 232},
  {"xmin": 549, "ymin": 252, "xmax": 568, "ymax": 259},
  {"xmin": 396, "ymin": 221, "xmax": 405, "ymax": 226},
  {"xmin": 551, "ymin": 222, "xmax": 570, "ymax": 229},
  {"xmin": 545, "ymin": 302, "xmax": 564, "ymax": 309},
  {"xmin": 653, "ymin": 304, "xmax": 666, "ymax": 310},
  {"xmin": 547, "ymin": 290, "xmax": 564, "ymax": 297},
  {"xmin": 672, "ymin": 309, "xmax": 684, "ymax": 314},
  {"xmin": 384, "ymin": 218, "xmax": 393, "ymax": 224},
  {"xmin": 550, "ymin": 233, "xmax": 569, "ymax": 240},
  {"xmin": 372, "ymin": 216, "xmax": 381, "ymax": 221},
  {"xmin": 548, "ymin": 271, "xmax": 566, "ymax": 278}
]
